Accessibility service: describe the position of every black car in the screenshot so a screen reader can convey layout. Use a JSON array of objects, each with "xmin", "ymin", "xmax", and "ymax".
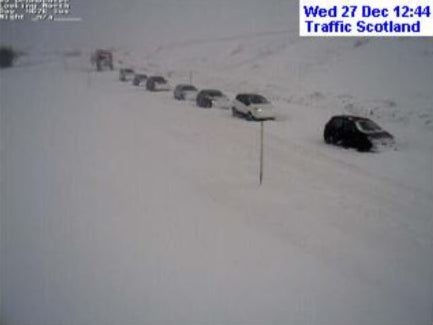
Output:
[
  {"xmin": 324, "ymin": 115, "xmax": 394, "ymax": 152},
  {"xmin": 196, "ymin": 89, "xmax": 230, "ymax": 109},
  {"xmin": 132, "ymin": 73, "xmax": 147, "ymax": 86}
]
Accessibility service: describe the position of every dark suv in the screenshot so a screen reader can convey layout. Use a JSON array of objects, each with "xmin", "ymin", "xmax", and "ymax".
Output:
[{"xmin": 324, "ymin": 115, "xmax": 394, "ymax": 152}]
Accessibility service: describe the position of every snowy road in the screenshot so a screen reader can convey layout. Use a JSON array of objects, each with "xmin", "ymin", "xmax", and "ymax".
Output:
[{"xmin": 1, "ymin": 59, "xmax": 432, "ymax": 325}]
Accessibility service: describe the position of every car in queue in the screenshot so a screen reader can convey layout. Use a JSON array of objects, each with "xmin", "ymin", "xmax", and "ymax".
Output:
[
  {"xmin": 132, "ymin": 73, "xmax": 148, "ymax": 86},
  {"xmin": 324, "ymin": 115, "xmax": 395, "ymax": 152},
  {"xmin": 174, "ymin": 84, "xmax": 198, "ymax": 101},
  {"xmin": 232, "ymin": 93, "xmax": 275, "ymax": 121},
  {"xmin": 146, "ymin": 76, "xmax": 170, "ymax": 91},
  {"xmin": 119, "ymin": 68, "xmax": 135, "ymax": 82},
  {"xmin": 196, "ymin": 89, "xmax": 231, "ymax": 109}
]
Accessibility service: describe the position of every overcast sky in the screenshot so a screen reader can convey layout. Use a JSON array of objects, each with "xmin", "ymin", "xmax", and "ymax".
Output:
[{"xmin": 1, "ymin": 0, "xmax": 295, "ymax": 51}]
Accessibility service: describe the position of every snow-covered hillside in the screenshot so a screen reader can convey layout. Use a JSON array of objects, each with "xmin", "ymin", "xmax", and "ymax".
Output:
[{"xmin": 1, "ymin": 44, "xmax": 432, "ymax": 325}]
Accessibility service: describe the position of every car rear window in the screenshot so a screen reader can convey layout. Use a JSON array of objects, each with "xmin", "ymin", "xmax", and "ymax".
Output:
[
  {"xmin": 205, "ymin": 90, "xmax": 223, "ymax": 97},
  {"xmin": 153, "ymin": 77, "xmax": 167, "ymax": 83},
  {"xmin": 182, "ymin": 85, "xmax": 197, "ymax": 91},
  {"xmin": 249, "ymin": 95, "xmax": 269, "ymax": 104},
  {"xmin": 356, "ymin": 120, "xmax": 382, "ymax": 133},
  {"xmin": 331, "ymin": 118, "xmax": 343, "ymax": 128}
]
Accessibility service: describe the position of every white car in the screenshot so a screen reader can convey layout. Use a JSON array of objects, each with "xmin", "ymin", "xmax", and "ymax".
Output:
[
  {"xmin": 146, "ymin": 76, "xmax": 170, "ymax": 91},
  {"xmin": 196, "ymin": 89, "xmax": 231, "ymax": 109},
  {"xmin": 232, "ymin": 93, "xmax": 275, "ymax": 120}
]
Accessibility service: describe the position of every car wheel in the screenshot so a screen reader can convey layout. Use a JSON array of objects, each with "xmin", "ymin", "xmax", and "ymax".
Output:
[{"xmin": 246, "ymin": 112, "xmax": 255, "ymax": 121}]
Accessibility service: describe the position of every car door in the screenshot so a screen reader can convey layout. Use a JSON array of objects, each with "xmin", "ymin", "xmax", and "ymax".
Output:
[
  {"xmin": 236, "ymin": 95, "xmax": 248, "ymax": 114},
  {"xmin": 341, "ymin": 119, "xmax": 357, "ymax": 147},
  {"xmin": 197, "ymin": 92, "xmax": 206, "ymax": 106},
  {"xmin": 327, "ymin": 117, "xmax": 343, "ymax": 143},
  {"xmin": 233, "ymin": 95, "xmax": 242, "ymax": 112},
  {"xmin": 175, "ymin": 85, "xmax": 182, "ymax": 98}
]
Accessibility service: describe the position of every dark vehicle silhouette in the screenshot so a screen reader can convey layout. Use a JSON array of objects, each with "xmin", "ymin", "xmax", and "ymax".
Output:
[
  {"xmin": 132, "ymin": 73, "xmax": 147, "ymax": 86},
  {"xmin": 174, "ymin": 84, "xmax": 198, "ymax": 100},
  {"xmin": 324, "ymin": 115, "xmax": 394, "ymax": 152},
  {"xmin": 146, "ymin": 76, "xmax": 170, "ymax": 91},
  {"xmin": 196, "ymin": 89, "xmax": 230, "ymax": 109},
  {"xmin": 91, "ymin": 49, "xmax": 114, "ymax": 71},
  {"xmin": 119, "ymin": 68, "xmax": 135, "ymax": 82}
]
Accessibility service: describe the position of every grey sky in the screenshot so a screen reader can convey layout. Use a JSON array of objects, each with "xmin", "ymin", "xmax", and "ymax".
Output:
[{"xmin": 1, "ymin": 0, "xmax": 295, "ymax": 51}]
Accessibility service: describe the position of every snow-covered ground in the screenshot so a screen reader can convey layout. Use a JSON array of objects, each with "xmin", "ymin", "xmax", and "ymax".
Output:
[{"xmin": 1, "ymin": 36, "xmax": 432, "ymax": 324}]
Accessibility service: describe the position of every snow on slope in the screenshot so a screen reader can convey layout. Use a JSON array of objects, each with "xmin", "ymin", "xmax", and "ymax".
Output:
[{"xmin": 1, "ymin": 53, "xmax": 432, "ymax": 325}]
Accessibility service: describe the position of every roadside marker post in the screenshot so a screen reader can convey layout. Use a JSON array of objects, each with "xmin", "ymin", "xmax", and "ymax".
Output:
[{"xmin": 260, "ymin": 121, "xmax": 264, "ymax": 186}]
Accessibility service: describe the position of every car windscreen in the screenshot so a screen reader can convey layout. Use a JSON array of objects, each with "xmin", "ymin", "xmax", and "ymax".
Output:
[
  {"xmin": 249, "ymin": 95, "xmax": 269, "ymax": 104},
  {"xmin": 153, "ymin": 77, "xmax": 167, "ymax": 83},
  {"xmin": 205, "ymin": 90, "xmax": 223, "ymax": 98},
  {"xmin": 182, "ymin": 85, "xmax": 197, "ymax": 91},
  {"xmin": 355, "ymin": 120, "xmax": 383, "ymax": 133},
  {"xmin": 124, "ymin": 69, "xmax": 134, "ymax": 73}
]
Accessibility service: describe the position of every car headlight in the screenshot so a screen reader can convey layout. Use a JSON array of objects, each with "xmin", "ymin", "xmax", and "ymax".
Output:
[{"xmin": 255, "ymin": 108, "xmax": 263, "ymax": 113}]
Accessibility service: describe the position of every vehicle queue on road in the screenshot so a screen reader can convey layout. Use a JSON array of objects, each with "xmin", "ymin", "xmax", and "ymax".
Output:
[{"xmin": 107, "ymin": 59, "xmax": 395, "ymax": 153}]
